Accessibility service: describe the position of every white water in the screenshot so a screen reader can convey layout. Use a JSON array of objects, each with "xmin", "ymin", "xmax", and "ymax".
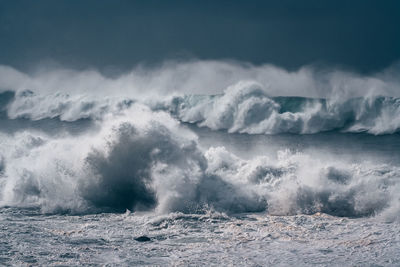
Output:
[{"xmin": 0, "ymin": 61, "xmax": 400, "ymax": 265}]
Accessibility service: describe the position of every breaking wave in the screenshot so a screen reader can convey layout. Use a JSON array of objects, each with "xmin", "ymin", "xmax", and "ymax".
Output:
[
  {"xmin": 1, "ymin": 59, "xmax": 400, "ymax": 136},
  {"xmin": 158, "ymin": 81, "xmax": 400, "ymax": 135},
  {"xmin": 0, "ymin": 102, "xmax": 399, "ymax": 220},
  {"xmin": 0, "ymin": 104, "xmax": 266, "ymax": 214},
  {"xmin": 3, "ymin": 81, "xmax": 400, "ymax": 135},
  {"xmin": 0, "ymin": 61, "xmax": 400, "ymax": 220}
]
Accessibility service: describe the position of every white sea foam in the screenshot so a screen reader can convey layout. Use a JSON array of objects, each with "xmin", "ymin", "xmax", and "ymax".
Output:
[
  {"xmin": 160, "ymin": 81, "xmax": 400, "ymax": 134},
  {"xmin": 1, "ymin": 61, "xmax": 399, "ymax": 134},
  {"xmin": 0, "ymin": 102, "xmax": 399, "ymax": 220},
  {"xmin": 0, "ymin": 61, "xmax": 399, "ymax": 220}
]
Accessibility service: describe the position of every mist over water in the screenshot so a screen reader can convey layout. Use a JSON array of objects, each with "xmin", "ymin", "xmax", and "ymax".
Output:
[{"xmin": 1, "ymin": 61, "xmax": 400, "ymax": 265}]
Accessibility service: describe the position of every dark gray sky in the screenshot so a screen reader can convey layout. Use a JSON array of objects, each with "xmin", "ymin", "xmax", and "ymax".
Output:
[{"xmin": 0, "ymin": 0, "xmax": 399, "ymax": 73}]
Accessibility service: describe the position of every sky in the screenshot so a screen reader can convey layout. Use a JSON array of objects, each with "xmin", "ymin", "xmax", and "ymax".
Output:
[{"xmin": 0, "ymin": 0, "xmax": 399, "ymax": 73}]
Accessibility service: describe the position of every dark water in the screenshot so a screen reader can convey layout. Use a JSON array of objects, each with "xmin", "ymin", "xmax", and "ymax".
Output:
[{"xmin": 191, "ymin": 125, "xmax": 400, "ymax": 165}]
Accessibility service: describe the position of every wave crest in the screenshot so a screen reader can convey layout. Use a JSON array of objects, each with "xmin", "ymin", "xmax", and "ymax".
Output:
[
  {"xmin": 160, "ymin": 81, "xmax": 400, "ymax": 135},
  {"xmin": 0, "ymin": 105, "xmax": 399, "ymax": 220}
]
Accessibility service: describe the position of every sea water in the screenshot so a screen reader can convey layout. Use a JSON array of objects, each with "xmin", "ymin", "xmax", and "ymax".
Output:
[{"xmin": 1, "ymin": 62, "xmax": 400, "ymax": 265}]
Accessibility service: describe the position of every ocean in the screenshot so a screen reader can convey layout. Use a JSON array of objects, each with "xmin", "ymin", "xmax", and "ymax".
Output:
[{"xmin": 0, "ymin": 62, "xmax": 400, "ymax": 265}]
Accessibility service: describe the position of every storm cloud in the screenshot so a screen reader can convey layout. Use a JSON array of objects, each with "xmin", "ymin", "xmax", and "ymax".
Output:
[{"xmin": 0, "ymin": 0, "xmax": 399, "ymax": 73}]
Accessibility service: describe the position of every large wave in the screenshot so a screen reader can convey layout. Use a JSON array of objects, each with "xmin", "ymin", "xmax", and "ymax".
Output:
[
  {"xmin": 0, "ymin": 104, "xmax": 266, "ymax": 214},
  {"xmin": 0, "ymin": 61, "xmax": 400, "ymax": 220},
  {"xmin": 0, "ymin": 102, "xmax": 399, "ymax": 220},
  {"xmin": 158, "ymin": 81, "xmax": 400, "ymax": 134},
  {"xmin": 3, "ymin": 81, "xmax": 400, "ymax": 135},
  {"xmin": 1, "ymin": 61, "xmax": 400, "ymax": 135}
]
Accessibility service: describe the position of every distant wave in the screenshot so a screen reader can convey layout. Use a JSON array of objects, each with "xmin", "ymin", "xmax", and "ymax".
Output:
[
  {"xmin": 157, "ymin": 81, "xmax": 400, "ymax": 135},
  {"xmin": 3, "ymin": 80, "xmax": 400, "ymax": 135},
  {"xmin": 1, "ymin": 60, "xmax": 399, "ymax": 136}
]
